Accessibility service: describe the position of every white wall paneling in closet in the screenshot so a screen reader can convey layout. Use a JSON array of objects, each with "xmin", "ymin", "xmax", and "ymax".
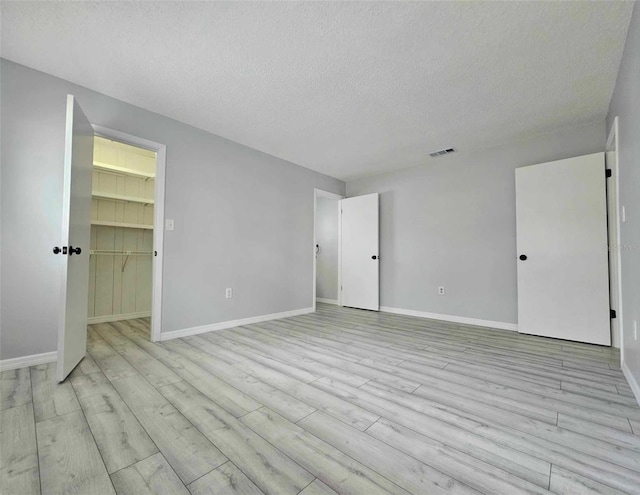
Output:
[{"xmin": 87, "ymin": 137, "xmax": 156, "ymax": 323}]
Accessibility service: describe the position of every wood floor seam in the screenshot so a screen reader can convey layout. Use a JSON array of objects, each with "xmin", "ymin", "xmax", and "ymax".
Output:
[{"xmin": 30, "ymin": 368, "xmax": 44, "ymax": 495}]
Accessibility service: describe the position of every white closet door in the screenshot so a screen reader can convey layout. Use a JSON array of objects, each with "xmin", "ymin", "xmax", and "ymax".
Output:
[
  {"xmin": 57, "ymin": 95, "xmax": 94, "ymax": 382},
  {"xmin": 341, "ymin": 193, "xmax": 379, "ymax": 311},
  {"xmin": 515, "ymin": 153, "xmax": 610, "ymax": 345}
]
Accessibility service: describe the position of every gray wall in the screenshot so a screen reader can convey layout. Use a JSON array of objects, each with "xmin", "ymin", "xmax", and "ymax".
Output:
[
  {"xmin": 0, "ymin": 59, "xmax": 344, "ymax": 360},
  {"xmin": 347, "ymin": 122, "xmax": 605, "ymax": 325},
  {"xmin": 315, "ymin": 197, "xmax": 339, "ymax": 301},
  {"xmin": 607, "ymin": 3, "xmax": 640, "ymax": 387}
]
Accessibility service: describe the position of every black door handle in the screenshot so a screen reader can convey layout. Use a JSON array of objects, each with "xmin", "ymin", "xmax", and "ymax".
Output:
[
  {"xmin": 69, "ymin": 246, "xmax": 82, "ymax": 256},
  {"xmin": 53, "ymin": 247, "xmax": 62, "ymax": 255},
  {"xmin": 519, "ymin": 254, "xmax": 527, "ymax": 261},
  {"xmin": 372, "ymin": 255, "xmax": 378, "ymax": 260}
]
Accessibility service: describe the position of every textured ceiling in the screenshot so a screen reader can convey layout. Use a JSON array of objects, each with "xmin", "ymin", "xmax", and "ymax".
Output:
[{"xmin": 1, "ymin": 1, "xmax": 634, "ymax": 181}]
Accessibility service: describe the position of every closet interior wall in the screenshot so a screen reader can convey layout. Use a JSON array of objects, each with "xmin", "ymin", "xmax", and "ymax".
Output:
[{"xmin": 88, "ymin": 137, "xmax": 156, "ymax": 323}]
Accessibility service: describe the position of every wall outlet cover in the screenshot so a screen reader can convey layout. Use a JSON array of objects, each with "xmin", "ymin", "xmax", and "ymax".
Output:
[{"xmin": 165, "ymin": 219, "xmax": 175, "ymax": 231}]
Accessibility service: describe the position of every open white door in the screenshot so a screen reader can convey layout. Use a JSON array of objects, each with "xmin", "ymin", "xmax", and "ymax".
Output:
[
  {"xmin": 515, "ymin": 153, "xmax": 610, "ymax": 345},
  {"xmin": 56, "ymin": 95, "xmax": 93, "ymax": 382},
  {"xmin": 341, "ymin": 193, "xmax": 379, "ymax": 311}
]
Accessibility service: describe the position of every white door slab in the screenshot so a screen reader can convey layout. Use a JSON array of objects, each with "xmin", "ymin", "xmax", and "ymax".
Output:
[
  {"xmin": 341, "ymin": 193, "xmax": 379, "ymax": 311},
  {"xmin": 57, "ymin": 95, "xmax": 93, "ymax": 382},
  {"xmin": 515, "ymin": 153, "xmax": 610, "ymax": 345}
]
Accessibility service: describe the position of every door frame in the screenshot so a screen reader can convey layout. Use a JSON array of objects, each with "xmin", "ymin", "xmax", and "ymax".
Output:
[
  {"xmin": 313, "ymin": 189, "xmax": 344, "ymax": 311},
  {"xmin": 92, "ymin": 125, "xmax": 167, "ymax": 342},
  {"xmin": 606, "ymin": 116, "xmax": 624, "ymax": 354}
]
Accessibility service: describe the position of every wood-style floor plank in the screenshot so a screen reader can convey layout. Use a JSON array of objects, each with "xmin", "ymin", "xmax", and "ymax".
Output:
[
  {"xmin": 618, "ymin": 383, "xmax": 636, "ymax": 397},
  {"xmin": 0, "ymin": 402, "xmax": 40, "ymax": 495},
  {"xmin": 369, "ymin": 358, "xmax": 559, "ymax": 424},
  {"xmin": 219, "ymin": 333, "xmax": 420, "ymax": 393},
  {"xmin": 159, "ymin": 380, "xmax": 314, "ymax": 495},
  {"xmin": 30, "ymin": 363, "xmax": 81, "ymax": 422},
  {"xmin": 299, "ymin": 479, "xmax": 339, "ymax": 495},
  {"xmin": 549, "ymin": 465, "xmax": 627, "ymax": 495},
  {"xmin": 298, "ymin": 410, "xmax": 480, "ymax": 495},
  {"xmin": 110, "ymin": 452, "xmax": 188, "ymax": 495},
  {"xmin": 363, "ymin": 381, "xmax": 640, "ymax": 492},
  {"xmin": 187, "ymin": 461, "xmax": 265, "ymax": 495},
  {"xmin": 312, "ymin": 377, "xmax": 551, "ymax": 488},
  {"xmin": 1, "ymin": 368, "xmax": 32, "ymax": 410},
  {"xmin": 95, "ymin": 322, "xmax": 182, "ymax": 388},
  {"xmin": 69, "ymin": 354, "xmax": 102, "ymax": 379},
  {"xmin": 113, "ymin": 321, "xmax": 263, "ymax": 417},
  {"xmin": 110, "ymin": 374, "xmax": 227, "ymax": 484},
  {"xmin": 36, "ymin": 410, "xmax": 115, "ymax": 495},
  {"xmin": 87, "ymin": 337, "xmax": 138, "ymax": 382},
  {"xmin": 556, "ymin": 413, "xmax": 640, "ymax": 453},
  {"xmin": 366, "ymin": 417, "xmax": 550, "ymax": 495},
  {"xmin": 187, "ymin": 335, "xmax": 380, "ymax": 431},
  {"xmin": 70, "ymin": 371, "xmax": 158, "ymax": 473},
  {"xmin": 241, "ymin": 407, "xmax": 413, "ymax": 495},
  {"xmin": 229, "ymin": 327, "xmax": 371, "ymax": 387},
  {"xmin": 162, "ymin": 338, "xmax": 315, "ymax": 423}
]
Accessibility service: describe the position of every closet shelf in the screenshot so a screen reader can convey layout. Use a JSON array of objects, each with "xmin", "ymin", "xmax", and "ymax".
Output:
[
  {"xmin": 90, "ymin": 249, "xmax": 153, "ymax": 256},
  {"xmin": 92, "ymin": 191, "xmax": 154, "ymax": 205},
  {"xmin": 93, "ymin": 160, "xmax": 155, "ymax": 179},
  {"xmin": 92, "ymin": 220, "xmax": 153, "ymax": 230}
]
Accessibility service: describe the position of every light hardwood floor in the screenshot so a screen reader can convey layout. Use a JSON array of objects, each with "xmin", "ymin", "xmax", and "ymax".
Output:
[{"xmin": 2, "ymin": 304, "xmax": 639, "ymax": 494}]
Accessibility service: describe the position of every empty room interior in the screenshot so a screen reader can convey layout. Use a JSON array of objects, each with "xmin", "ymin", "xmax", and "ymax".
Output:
[{"xmin": 2, "ymin": 1, "xmax": 640, "ymax": 494}]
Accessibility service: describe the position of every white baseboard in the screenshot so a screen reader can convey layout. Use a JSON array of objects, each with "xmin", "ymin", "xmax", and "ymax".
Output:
[
  {"xmin": 622, "ymin": 359, "xmax": 640, "ymax": 407},
  {"xmin": 0, "ymin": 351, "xmax": 57, "ymax": 372},
  {"xmin": 316, "ymin": 298, "xmax": 339, "ymax": 305},
  {"xmin": 160, "ymin": 307, "xmax": 315, "ymax": 341},
  {"xmin": 88, "ymin": 311, "xmax": 152, "ymax": 324},
  {"xmin": 380, "ymin": 306, "xmax": 518, "ymax": 332}
]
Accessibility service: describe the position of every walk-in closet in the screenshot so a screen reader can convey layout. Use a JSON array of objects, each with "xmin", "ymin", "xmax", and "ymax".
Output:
[{"xmin": 88, "ymin": 137, "xmax": 156, "ymax": 337}]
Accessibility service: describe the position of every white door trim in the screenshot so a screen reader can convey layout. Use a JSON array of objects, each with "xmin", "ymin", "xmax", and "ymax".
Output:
[
  {"xmin": 606, "ymin": 116, "xmax": 624, "ymax": 355},
  {"xmin": 91, "ymin": 125, "xmax": 166, "ymax": 343},
  {"xmin": 313, "ymin": 189, "xmax": 344, "ymax": 311}
]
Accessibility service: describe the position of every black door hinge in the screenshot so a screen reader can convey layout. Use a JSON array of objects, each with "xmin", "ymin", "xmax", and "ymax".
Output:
[
  {"xmin": 610, "ymin": 309, "xmax": 617, "ymax": 319},
  {"xmin": 606, "ymin": 169, "xmax": 612, "ymax": 178}
]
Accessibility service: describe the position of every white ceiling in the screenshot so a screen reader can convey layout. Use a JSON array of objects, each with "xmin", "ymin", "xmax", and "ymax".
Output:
[{"xmin": 1, "ymin": 1, "xmax": 634, "ymax": 181}]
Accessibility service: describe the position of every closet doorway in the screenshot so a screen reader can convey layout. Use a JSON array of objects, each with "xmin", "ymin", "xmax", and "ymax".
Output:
[
  {"xmin": 313, "ymin": 189, "xmax": 343, "ymax": 309},
  {"xmin": 90, "ymin": 126, "xmax": 166, "ymax": 342}
]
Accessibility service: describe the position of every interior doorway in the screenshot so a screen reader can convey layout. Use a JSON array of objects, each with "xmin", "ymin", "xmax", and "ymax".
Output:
[
  {"xmin": 313, "ymin": 189, "xmax": 343, "ymax": 310},
  {"xmin": 91, "ymin": 126, "xmax": 166, "ymax": 343},
  {"xmin": 87, "ymin": 136, "xmax": 155, "ymax": 340}
]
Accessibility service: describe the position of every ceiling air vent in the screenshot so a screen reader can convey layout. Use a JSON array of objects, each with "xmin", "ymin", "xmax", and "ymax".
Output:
[{"xmin": 429, "ymin": 148, "xmax": 456, "ymax": 158}]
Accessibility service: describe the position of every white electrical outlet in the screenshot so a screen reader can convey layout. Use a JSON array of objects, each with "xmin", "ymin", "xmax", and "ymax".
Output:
[
  {"xmin": 165, "ymin": 219, "xmax": 175, "ymax": 231},
  {"xmin": 622, "ymin": 206, "xmax": 626, "ymax": 223},
  {"xmin": 225, "ymin": 288, "xmax": 233, "ymax": 299},
  {"xmin": 438, "ymin": 286, "xmax": 445, "ymax": 296},
  {"xmin": 634, "ymin": 320, "xmax": 638, "ymax": 341}
]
